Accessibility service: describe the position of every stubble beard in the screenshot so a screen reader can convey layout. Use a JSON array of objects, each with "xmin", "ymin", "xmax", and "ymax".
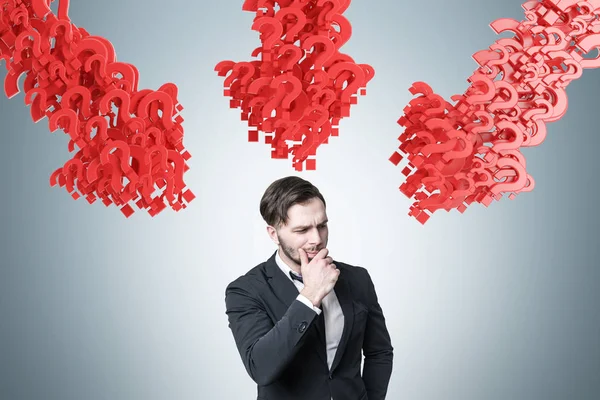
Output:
[{"xmin": 277, "ymin": 233, "xmax": 319, "ymax": 268}]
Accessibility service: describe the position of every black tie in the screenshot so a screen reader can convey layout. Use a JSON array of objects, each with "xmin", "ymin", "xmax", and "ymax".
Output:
[{"xmin": 289, "ymin": 271, "xmax": 303, "ymax": 284}]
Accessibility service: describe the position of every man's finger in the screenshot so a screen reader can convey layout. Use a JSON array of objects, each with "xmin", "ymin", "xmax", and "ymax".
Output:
[
  {"xmin": 313, "ymin": 248, "xmax": 329, "ymax": 260},
  {"xmin": 298, "ymin": 248, "xmax": 308, "ymax": 266}
]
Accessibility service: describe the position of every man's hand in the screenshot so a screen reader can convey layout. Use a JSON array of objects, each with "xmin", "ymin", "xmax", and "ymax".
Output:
[{"xmin": 298, "ymin": 248, "xmax": 340, "ymax": 308}]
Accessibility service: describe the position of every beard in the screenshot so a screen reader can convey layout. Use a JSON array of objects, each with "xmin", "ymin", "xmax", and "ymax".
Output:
[{"xmin": 277, "ymin": 233, "xmax": 320, "ymax": 266}]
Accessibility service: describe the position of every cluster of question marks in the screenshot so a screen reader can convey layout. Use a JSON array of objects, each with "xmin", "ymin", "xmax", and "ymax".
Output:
[
  {"xmin": 215, "ymin": 0, "xmax": 374, "ymax": 171},
  {"xmin": 390, "ymin": 0, "xmax": 600, "ymax": 224},
  {"xmin": 2, "ymin": 0, "xmax": 600, "ymax": 222},
  {"xmin": 0, "ymin": 0, "xmax": 195, "ymax": 217}
]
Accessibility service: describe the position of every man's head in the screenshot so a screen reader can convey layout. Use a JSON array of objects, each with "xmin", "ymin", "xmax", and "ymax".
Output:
[{"xmin": 260, "ymin": 176, "xmax": 329, "ymax": 270}]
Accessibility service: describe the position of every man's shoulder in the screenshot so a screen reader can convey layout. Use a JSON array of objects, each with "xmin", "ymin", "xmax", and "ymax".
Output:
[
  {"xmin": 335, "ymin": 259, "xmax": 368, "ymax": 277},
  {"xmin": 225, "ymin": 260, "xmax": 269, "ymax": 293},
  {"xmin": 334, "ymin": 260, "xmax": 373, "ymax": 296},
  {"xmin": 333, "ymin": 261, "xmax": 378, "ymax": 306}
]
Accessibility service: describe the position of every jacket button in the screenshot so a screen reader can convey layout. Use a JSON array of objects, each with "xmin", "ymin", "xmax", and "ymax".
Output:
[{"xmin": 298, "ymin": 321, "xmax": 308, "ymax": 333}]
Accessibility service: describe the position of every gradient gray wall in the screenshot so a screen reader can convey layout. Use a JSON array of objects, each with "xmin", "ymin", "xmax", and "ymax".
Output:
[{"xmin": 1, "ymin": 0, "xmax": 599, "ymax": 399}]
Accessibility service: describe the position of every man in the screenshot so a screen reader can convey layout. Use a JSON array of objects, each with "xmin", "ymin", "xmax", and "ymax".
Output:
[{"xmin": 225, "ymin": 176, "xmax": 393, "ymax": 400}]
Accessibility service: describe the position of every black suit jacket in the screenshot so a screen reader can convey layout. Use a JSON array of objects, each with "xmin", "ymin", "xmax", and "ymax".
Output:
[{"xmin": 225, "ymin": 250, "xmax": 393, "ymax": 400}]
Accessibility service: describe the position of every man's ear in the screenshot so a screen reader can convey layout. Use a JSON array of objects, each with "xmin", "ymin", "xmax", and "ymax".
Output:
[{"xmin": 266, "ymin": 225, "xmax": 279, "ymax": 245}]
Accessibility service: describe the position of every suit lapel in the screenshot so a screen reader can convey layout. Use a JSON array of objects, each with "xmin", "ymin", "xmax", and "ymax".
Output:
[
  {"xmin": 329, "ymin": 265, "xmax": 354, "ymax": 374},
  {"xmin": 265, "ymin": 251, "xmax": 299, "ymax": 309},
  {"xmin": 264, "ymin": 250, "xmax": 328, "ymax": 366},
  {"xmin": 263, "ymin": 251, "xmax": 356, "ymax": 373}
]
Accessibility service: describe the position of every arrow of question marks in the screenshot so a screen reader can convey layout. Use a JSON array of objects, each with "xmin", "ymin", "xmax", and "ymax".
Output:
[
  {"xmin": 390, "ymin": 0, "xmax": 600, "ymax": 224},
  {"xmin": 0, "ymin": 0, "xmax": 195, "ymax": 217},
  {"xmin": 4, "ymin": 0, "xmax": 596, "ymax": 222},
  {"xmin": 215, "ymin": 0, "xmax": 374, "ymax": 171}
]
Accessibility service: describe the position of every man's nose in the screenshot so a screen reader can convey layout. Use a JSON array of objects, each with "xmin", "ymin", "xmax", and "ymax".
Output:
[{"xmin": 308, "ymin": 228, "xmax": 322, "ymax": 245}]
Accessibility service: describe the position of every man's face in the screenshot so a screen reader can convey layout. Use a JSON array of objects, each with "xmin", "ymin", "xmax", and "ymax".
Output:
[{"xmin": 268, "ymin": 197, "xmax": 329, "ymax": 268}]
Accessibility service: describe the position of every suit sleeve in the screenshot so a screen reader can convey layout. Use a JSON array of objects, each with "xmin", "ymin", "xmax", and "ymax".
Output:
[
  {"xmin": 225, "ymin": 279, "xmax": 319, "ymax": 386},
  {"xmin": 361, "ymin": 268, "xmax": 394, "ymax": 400}
]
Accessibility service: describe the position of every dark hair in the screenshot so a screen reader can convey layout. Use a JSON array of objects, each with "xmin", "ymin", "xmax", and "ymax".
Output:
[{"xmin": 260, "ymin": 176, "xmax": 326, "ymax": 228}]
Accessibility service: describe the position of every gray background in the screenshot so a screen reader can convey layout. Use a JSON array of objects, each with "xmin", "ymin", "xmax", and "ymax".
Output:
[{"xmin": 1, "ymin": 0, "xmax": 599, "ymax": 399}]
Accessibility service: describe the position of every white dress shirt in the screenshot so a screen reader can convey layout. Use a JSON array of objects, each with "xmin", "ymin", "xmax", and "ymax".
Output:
[{"xmin": 275, "ymin": 250, "xmax": 345, "ymax": 373}]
